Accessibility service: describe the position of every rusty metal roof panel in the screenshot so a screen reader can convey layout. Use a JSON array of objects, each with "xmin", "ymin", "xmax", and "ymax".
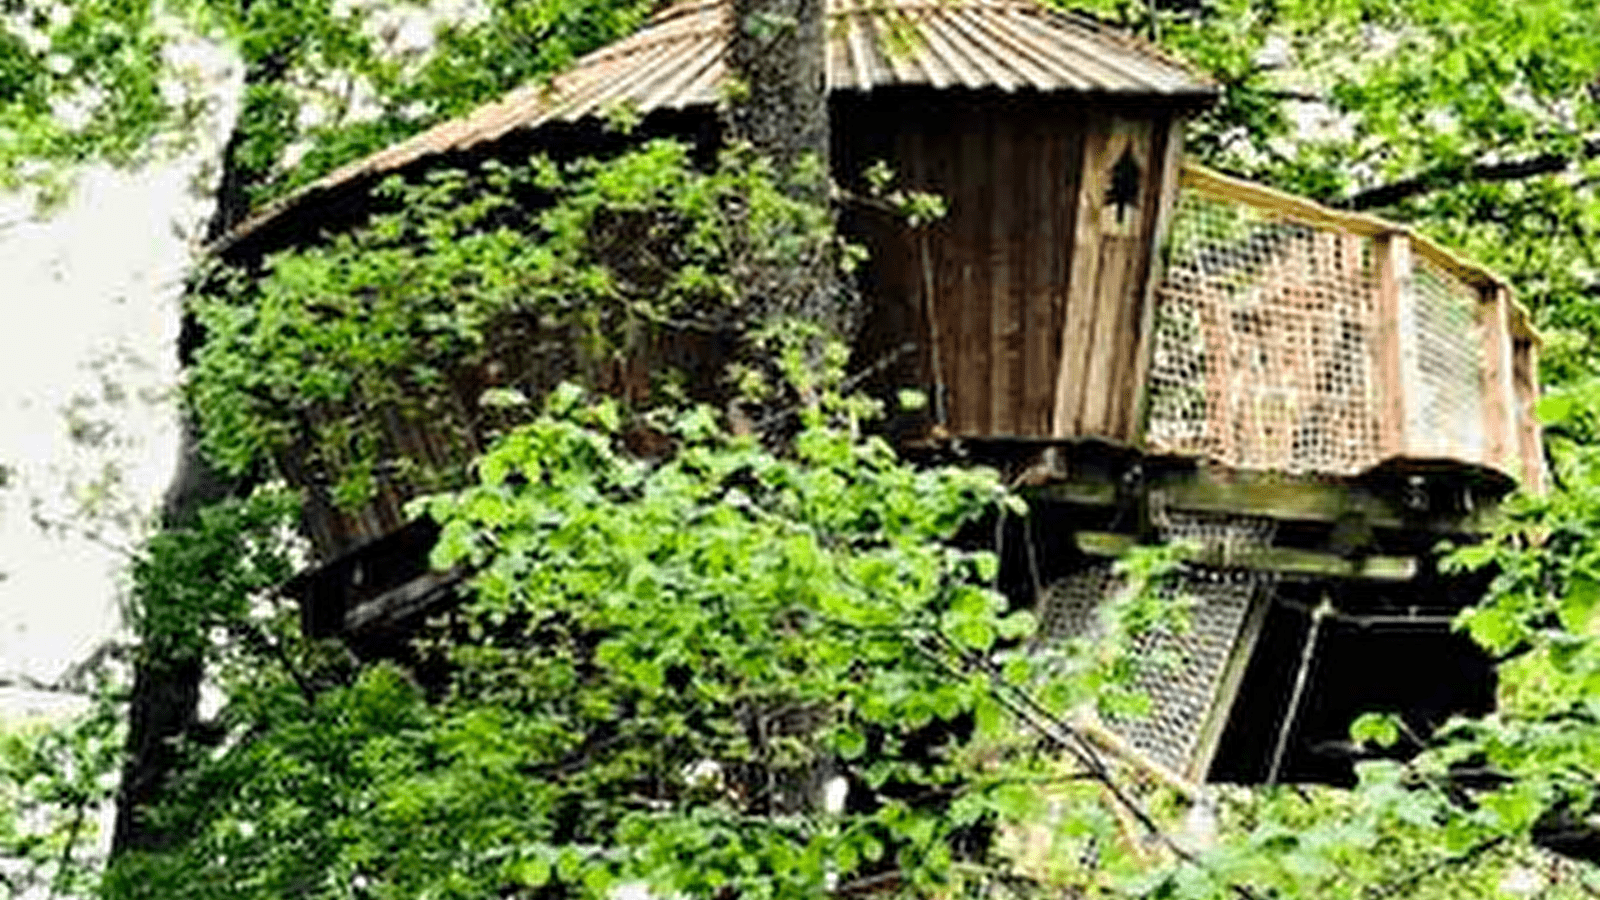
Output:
[{"xmin": 218, "ymin": 0, "xmax": 1213, "ymax": 254}]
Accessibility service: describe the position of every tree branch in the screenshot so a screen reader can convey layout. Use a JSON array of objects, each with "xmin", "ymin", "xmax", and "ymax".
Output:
[
  {"xmin": 1361, "ymin": 835, "xmax": 1507, "ymax": 899},
  {"xmin": 46, "ymin": 799, "xmax": 88, "ymax": 900},
  {"xmin": 1345, "ymin": 138, "xmax": 1600, "ymax": 210},
  {"xmin": 916, "ymin": 629, "xmax": 1265, "ymax": 900}
]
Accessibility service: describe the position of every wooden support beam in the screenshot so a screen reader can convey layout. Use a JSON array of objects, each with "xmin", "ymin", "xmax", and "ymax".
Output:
[
  {"xmin": 1154, "ymin": 477, "xmax": 1396, "ymax": 527},
  {"xmin": 1375, "ymin": 232, "xmax": 1420, "ymax": 459},
  {"xmin": 1075, "ymin": 715, "xmax": 1202, "ymax": 801},
  {"xmin": 344, "ymin": 568, "xmax": 464, "ymax": 634},
  {"xmin": 1037, "ymin": 479, "xmax": 1119, "ymax": 507},
  {"xmin": 1513, "ymin": 339, "xmax": 1546, "ymax": 493},
  {"xmin": 1034, "ymin": 468, "xmax": 1503, "ymax": 533},
  {"xmin": 1129, "ymin": 114, "xmax": 1185, "ymax": 446},
  {"xmin": 1481, "ymin": 284, "xmax": 1518, "ymax": 476},
  {"xmin": 1074, "ymin": 530, "xmax": 1417, "ymax": 581}
]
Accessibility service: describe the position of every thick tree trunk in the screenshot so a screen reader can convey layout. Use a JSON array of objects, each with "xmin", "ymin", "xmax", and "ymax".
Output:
[
  {"xmin": 111, "ymin": 84, "xmax": 260, "ymax": 858},
  {"xmin": 722, "ymin": 0, "xmax": 862, "ymax": 344},
  {"xmin": 724, "ymin": 0, "xmax": 829, "ymax": 187},
  {"xmin": 110, "ymin": 408, "xmax": 240, "ymax": 854}
]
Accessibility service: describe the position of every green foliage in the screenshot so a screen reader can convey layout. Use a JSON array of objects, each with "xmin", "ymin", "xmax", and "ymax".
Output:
[
  {"xmin": 207, "ymin": 0, "xmax": 657, "ymax": 207},
  {"xmin": 0, "ymin": 0, "xmax": 650, "ymax": 206},
  {"xmin": 102, "ymin": 385, "xmax": 1207, "ymax": 899},
  {"xmin": 125, "ymin": 487, "xmax": 302, "ymax": 667},
  {"xmin": 17, "ymin": 0, "xmax": 1600, "ymax": 894},
  {"xmin": 0, "ymin": 684, "xmax": 124, "ymax": 900},
  {"xmin": 189, "ymin": 140, "xmax": 842, "ymax": 510}
]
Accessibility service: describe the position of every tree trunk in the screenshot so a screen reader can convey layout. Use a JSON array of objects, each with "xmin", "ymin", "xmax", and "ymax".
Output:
[
  {"xmin": 110, "ymin": 64, "xmax": 265, "ymax": 858},
  {"xmin": 724, "ymin": 0, "xmax": 829, "ymax": 189},
  {"xmin": 722, "ymin": 0, "xmax": 863, "ymax": 346}
]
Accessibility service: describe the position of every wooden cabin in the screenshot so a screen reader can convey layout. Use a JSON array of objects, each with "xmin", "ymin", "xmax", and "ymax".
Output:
[{"xmin": 223, "ymin": 0, "xmax": 1544, "ymax": 788}]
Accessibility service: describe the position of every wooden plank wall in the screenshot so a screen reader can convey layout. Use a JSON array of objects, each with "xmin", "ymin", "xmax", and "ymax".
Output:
[
  {"xmin": 844, "ymin": 95, "xmax": 1184, "ymax": 443},
  {"xmin": 904, "ymin": 98, "xmax": 1080, "ymax": 437},
  {"xmin": 1054, "ymin": 111, "xmax": 1177, "ymax": 443}
]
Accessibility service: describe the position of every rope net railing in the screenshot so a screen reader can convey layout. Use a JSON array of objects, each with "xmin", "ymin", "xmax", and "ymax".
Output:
[
  {"xmin": 1411, "ymin": 254, "xmax": 1487, "ymax": 460},
  {"xmin": 1146, "ymin": 189, "xmax": 1385, "ymax": 475},
  {"xmin": 1144, "ymin": 169, "xmax": 1521, "ymax": 479}
]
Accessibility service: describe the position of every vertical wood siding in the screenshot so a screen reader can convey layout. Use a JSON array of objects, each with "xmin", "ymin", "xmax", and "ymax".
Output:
[{"xmin": 847, "ymin": 94, "xmax": 1182, "ymax": 442}]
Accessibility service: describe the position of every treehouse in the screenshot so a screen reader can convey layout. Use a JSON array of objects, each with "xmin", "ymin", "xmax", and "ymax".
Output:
[{"xmin": 220, "ymin": 0, "xmax": 1544, "ymax": 789}]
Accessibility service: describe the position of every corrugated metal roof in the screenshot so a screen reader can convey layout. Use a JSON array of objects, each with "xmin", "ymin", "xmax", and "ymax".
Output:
[{"xmin": 218, "ymin": 0, "xmax": 1214, "ymax": 253}]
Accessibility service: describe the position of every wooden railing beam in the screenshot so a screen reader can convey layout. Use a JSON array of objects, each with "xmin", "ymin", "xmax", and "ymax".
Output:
[
  {"xmin": 1513, "ymin": 339, "xmax": 1546, "ymax": 493},
  {"xmin": 1375, "ymin": 232, "xmax": 1419, "ymax": 460},
  {"xmin": 1481, "ymin": 285, "xmax": 1518, "ymax": 476}
]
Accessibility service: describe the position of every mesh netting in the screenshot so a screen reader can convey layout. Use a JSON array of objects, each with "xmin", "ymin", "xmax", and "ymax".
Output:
[
  {"xmin": 1037, "ymin": 558, "xmax": 1263, "ymax": 775},
  {"xmin": 1151, "ymin": 500, "xmax": 1278, "ymax": 562},
  {"xmin": 1147, "ymin": 189, "xmax": 1384, "ymax": 475},
  {"xmin": 1412, "ymin": 256, "xmax": 1486, "ymax": 460}
]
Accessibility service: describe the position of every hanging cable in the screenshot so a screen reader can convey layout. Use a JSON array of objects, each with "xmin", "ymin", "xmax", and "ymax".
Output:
[
  {"xmin": 918, "ymin": 232, "xmax": 948, "ymax": 428},
  {"xmin": 1267, "ymin": 595, "xmax": 1331, "ymax": 786}
]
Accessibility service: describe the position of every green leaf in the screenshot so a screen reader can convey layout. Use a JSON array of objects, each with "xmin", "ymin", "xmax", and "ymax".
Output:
[
  {"xmin": 1536, "ymin": 393, "xmax": 1574, "ymax": 425},
  {"xmin": 996, "ymin": 610, "xmax": 1037, "ymax": 641},
  {"xmin": 1350, "ymin": 712, "xmax": 1401, "ymax": 748},
  {"xmin": 948, "ymin": 618, "xmax": 995, "ymax": 653},
  {"xmin": 510, "ymin": 857, "xmax": 552, "ymax": 887},
  {"xmin": 1560, "ymin": 577, "xmax": 1600, "ymax": 633},
  {"xmin": 835, "ymin": 727, "xmax": 867, "ymax": 761}
]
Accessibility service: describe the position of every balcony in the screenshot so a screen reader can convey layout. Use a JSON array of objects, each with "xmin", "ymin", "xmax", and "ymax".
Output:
[{"xmin": 1143, "ymin": 165, "xmax": 1541, "ymax": 489}]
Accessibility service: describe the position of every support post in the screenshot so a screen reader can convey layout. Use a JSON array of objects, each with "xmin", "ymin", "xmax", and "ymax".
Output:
[
  {"xmin": 1375, "ymin": 232, "xmax": 1419, "ymax": 460},
  {"xmin": 1513, "ymin": 339, "xmax": 1545, "ymax": 492},
  {"xmin": 1129, "ymin": 113, "xmax": 1186, "ymax": 446},
  {"xmin": 1266, "ymin": 597, "xmax": 1330, "ymax": 786},
  {"xmin": 1480, "ymin": 284, "xmax": 1517, "ymax": 475}
]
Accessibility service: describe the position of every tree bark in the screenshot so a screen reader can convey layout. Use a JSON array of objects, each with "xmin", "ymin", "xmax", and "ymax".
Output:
[
  {"xmin": 721, "ymin": 0, "xmax": 863, "ymax": 346},
  {"xmin": 110, "ymin": 53, "xmax": 268, "ymax": 859},
  {"xmin": 724, "ymin": 0, "xmax": 829, "ymax": 188}
]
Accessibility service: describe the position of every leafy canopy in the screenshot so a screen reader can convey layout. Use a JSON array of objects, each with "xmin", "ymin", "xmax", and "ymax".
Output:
[{"xmin": 188, "ymin": 140, "xmax": 841, "ymax": 509}]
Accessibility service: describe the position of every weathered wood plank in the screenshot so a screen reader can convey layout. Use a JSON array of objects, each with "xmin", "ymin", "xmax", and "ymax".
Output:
[
  {"xmin": 1481, "ymin": 284, "xmax": 1517, "ymax": 475},
  {"xmin": 1074, "ymin": 530, "xmax": 1418, "ymax": 581},
  {"xmin": 1079, "ymin": 116, "xmax": 1152, "ymax": 438},
  {"xmin": 1105, "ymin": 113, "xmax": 1165, "ymax": 440},
  {"xmin": 1022, "ymin": 113, "xmax": 1057, "ymax": 436},
  {"xmin": 1375, "ymin": 232, "xmax": 1417, "ymax": 459},
  {"xmin": 1054, "ymin": 114, "xmax": 1107, "ymax": 437},
  {"xmin": 1071, "ymin": 115, "xmax": 1153, "ymax": 438},
  {"xmin": 1513, "ymin": 339, "xmax": 1545, "ymax": 492},
  {"xmin": 928, "ymin": 120, "xmax": 960, "ymax": 430},
  {"xmin": 1045, "ymin": 118, "xmax": 1084, "ymax": 436},
  {"xmin": 1128, "ymin": 114, "xmax": 1184, "ymax": 445},
  {"xmin": 957, "ymin": 105, "xmax": 991, "ymax": 434},
  {"xmin": 991, "ymin": 107, "xmax": 1017, "ymax": 434}
]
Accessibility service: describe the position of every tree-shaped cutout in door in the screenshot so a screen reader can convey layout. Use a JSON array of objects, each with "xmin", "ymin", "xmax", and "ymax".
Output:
[{"xmin": 1106, "ymin": 145, "xmax": 1142, "ymax": 227}]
